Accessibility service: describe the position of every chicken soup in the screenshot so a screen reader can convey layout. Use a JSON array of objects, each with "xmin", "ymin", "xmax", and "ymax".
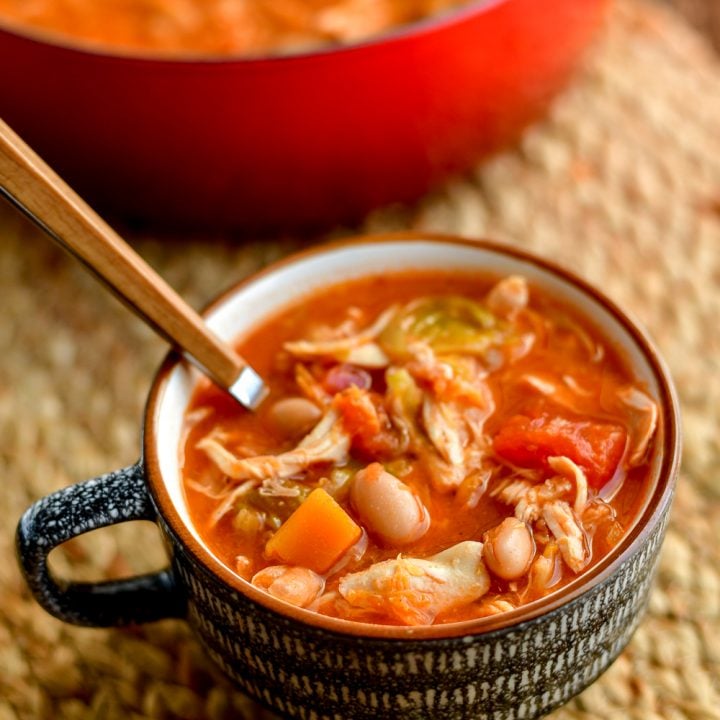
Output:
[
  {"xmin": 181, "ymin": 271, "xmax": 658, "ymax": 626},
  {"xmin": 0, "ymin": 0, "xmax": 474, "ymax": 56}
]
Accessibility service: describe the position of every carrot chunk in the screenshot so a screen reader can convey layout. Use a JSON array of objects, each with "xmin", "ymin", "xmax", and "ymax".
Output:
[
  {"xmin": 493, "ymin": 414, "xmax": 627, "ymax": 489},
  {"xmin": 265, "ymin": 488, "xmax": 362, "ymax": 574}
]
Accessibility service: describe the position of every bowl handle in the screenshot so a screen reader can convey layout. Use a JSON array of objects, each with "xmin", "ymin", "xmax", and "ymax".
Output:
[{"xmin": 15, "ymin": 461, "xmax": 186, "ymax": 626}]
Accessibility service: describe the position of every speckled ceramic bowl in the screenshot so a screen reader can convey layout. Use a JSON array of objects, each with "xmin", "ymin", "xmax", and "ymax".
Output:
[{"xmin": 17, "ymin": 235, "xmax": 680, "ymax": 719}]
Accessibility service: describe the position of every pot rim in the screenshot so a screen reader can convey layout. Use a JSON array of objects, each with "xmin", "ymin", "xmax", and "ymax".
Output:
[
  {"xmin": 143, "ymin": 232, "xmax": 681, "ymax": 640},
  {"xmin": 0, "ymin": 0, "xmax": 508, "ymax": 65}
]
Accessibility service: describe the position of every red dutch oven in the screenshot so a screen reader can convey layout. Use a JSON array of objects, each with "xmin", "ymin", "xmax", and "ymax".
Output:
[{"xmin": 0, "ymin": 0, "xmax": 607, "ymax": 231}]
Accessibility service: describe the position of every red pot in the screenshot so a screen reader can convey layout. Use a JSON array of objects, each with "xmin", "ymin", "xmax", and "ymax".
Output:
[{"xmin": 0, "ymin": 0, "xmax": 607, "ymax": 232}]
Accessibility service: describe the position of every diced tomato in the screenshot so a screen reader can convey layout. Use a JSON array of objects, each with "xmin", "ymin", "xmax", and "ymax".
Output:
[
  {"xmin": 333, "ymin": 387, "xmax": 400, "ymax": 459},
  {"xmin": 492, "ymin": 413, "xmax": 627, "ymax": 488}
]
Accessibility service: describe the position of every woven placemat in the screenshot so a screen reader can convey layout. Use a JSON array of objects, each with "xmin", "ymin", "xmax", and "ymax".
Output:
[{"xmin": 1, "ymin": 1, "xmax": 719, "ymax": 718}]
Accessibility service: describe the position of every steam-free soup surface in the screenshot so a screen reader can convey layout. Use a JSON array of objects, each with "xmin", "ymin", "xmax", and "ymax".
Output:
[
  {"xmin": 0, "ymin": 0, "xmax": 473, "ymax": 55},
  {"xmin": 182, "ymin": 271, "xmax": 658, "ymax": 626}
]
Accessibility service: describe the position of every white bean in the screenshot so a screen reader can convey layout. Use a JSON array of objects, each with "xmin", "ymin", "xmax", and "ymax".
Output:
[
  {"xmin": 483, "ymin": 518, "xmax": 535, "ymax": 580},
  {"xmin": 266, "ymin": 397, "xmax": 322, "ymax": 438},
  {"xmin": 350, "ymin": 463, "xmax": 430, "ymax": 546}
]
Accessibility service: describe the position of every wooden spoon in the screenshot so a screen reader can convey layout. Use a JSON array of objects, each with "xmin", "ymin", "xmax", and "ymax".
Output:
[{"xmin": 0, "ymin": 118, "xmax": 267, "ymax": 410}]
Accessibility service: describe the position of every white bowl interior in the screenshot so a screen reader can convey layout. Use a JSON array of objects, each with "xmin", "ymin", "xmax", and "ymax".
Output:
[{"xmin": 155, "ymin": 239, "xmax": 665, "ymax": 556}]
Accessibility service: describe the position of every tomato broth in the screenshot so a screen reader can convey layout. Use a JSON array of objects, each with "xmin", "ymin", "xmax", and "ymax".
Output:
[{"xmin": 0, "ymin": 0, "xmax": 474, "ymax": 56}]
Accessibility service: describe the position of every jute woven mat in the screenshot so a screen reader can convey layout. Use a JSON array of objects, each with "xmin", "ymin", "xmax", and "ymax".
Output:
[{"xmin": 1, "ymin": 1, "xmax": 719, "ymax": 718}]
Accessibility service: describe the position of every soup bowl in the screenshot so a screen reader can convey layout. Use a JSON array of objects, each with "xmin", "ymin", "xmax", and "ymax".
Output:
[
  {"xmin": 16, "ymin": 235, "xmax": 680, "ymax": 719},
  {"xmin": 0, "ymin": 0, "xmax": 607, "ymax": 231}
]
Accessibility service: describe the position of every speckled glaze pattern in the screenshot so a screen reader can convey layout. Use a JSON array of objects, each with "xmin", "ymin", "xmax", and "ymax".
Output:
[
  {"xmin": 162, "ymin": 506, "xmax": 670, "ymax": 720},
  {"xmin": 15, "ymin": 462, "xmax": 185, "ymax": 626}
]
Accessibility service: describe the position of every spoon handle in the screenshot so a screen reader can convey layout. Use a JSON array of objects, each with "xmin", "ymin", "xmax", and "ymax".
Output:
[{"xmin": 0, "ymin": 118, "xmax": 266, "ymax": 409}]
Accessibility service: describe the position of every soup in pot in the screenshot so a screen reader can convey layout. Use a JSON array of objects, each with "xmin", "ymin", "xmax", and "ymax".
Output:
[
  {"xmin": 181, "ymin": 271, "xmax": 659, "ymax": 626},
  {"xmin": 0, "ymin": 0, "xmax": 474, "ymax": 56}
]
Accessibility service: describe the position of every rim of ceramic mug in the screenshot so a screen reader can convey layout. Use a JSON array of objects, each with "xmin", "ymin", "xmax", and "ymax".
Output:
[
  {"xmin": 0, "ymin": 0, "xmax": 507, "ymax": 63},
  {"xmin": 143, "ymin": 233, "xmax": 681, "ymax": 640}
]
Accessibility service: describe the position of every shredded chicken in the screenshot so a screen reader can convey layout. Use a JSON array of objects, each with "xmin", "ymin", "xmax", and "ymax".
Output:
[
  {"xmin": 284, "ymin": 306, "xmax": 397, "ymax": 366},
  {"xmin": 408, "ymin": 344, "xmax": 495, "ymax": 491},
  {"xmin": 209, "ymin": 480, "xmax": 257, "ymax": 525},
  {"xmin": 456, "ymin": 468, "xmax": 492, "ymax": 509},
  {"xmin": 485, "ymin": 275, "xmax": 528, "ymax": 319},
  {"xmin": 258, "ymin": 478, "xmax": 303, "ymax": 497},
  {"xmin": 492, "ymin": 476, "xmax": 573, "ymax": 523},
  {"xmin": 491, "ymin": 478, "xmax": 532, "ymax": 511},
  {"xmin": 422, "ymin": 412, "xmax": 492, "ymax": 492},
  {"xmin": 616, "ymin": 386, "xmax": 658, "ymax": 465},
  {"xmin": 542, "ymin": 501, "xmax": 588, "ymax": 572},
  {"xmin": 338, "ymin": 541, "xmax": 490, "ymax": 625},
  {"xmin": 520, "ymin": 372, "xmax": 596, "ymax": 416},
  {"xmin": 422, "ymin": 396, "xmax": 466, "ymax": 466},
  {"xmin": 295, "ymin": 363, "xmax": 331, "ymax": 406},
  {"xmin": 547, "ymin": 455, "xmax": 589, "ymax": 514},
  {"xmin": 198, "ymin": 409, "xmax": 350, "ymax": 482}
]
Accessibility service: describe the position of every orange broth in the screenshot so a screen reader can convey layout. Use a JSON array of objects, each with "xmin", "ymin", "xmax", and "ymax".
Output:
[
  {"xmin": 0, "ymin": 0, "xmax": 472, "ymax": 56},
  {"xmin": 181, "ymin": 271, "xmax": 656, "ymax": 625}
]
